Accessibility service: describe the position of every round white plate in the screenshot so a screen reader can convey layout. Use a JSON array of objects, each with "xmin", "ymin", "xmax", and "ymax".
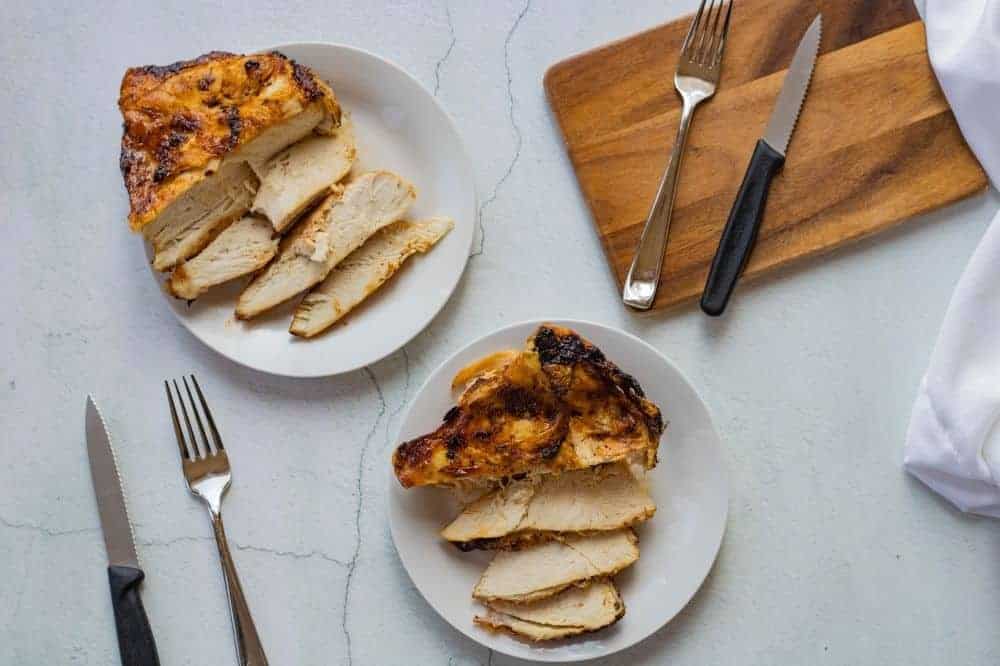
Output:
[
  {"xmin": 387, "ymin": 320, "xmax": 728, "ymax": 662},
  {"xmin": 146, "ymin": 43, "xmax": 475, "ymax": 377}
]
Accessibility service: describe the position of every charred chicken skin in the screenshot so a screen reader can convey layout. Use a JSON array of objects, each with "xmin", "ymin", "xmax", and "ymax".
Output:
[{"xmin": 393, "ymin": 325, "xmax": 663, "ymax": 488}]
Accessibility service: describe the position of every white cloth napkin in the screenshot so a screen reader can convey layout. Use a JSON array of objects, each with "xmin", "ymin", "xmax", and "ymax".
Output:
[{"xmin": 903, "ymin": 0, "xmax": 1000, "ymax": 517}]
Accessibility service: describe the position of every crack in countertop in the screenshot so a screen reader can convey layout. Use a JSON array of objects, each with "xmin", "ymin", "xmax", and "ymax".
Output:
[
  {"xmin": 139, "ymin": 535, "xmax": 350, "ymax": 568},
  {"xmin": 0, "ymin": 514, "xmax": 98, "ymax": 537},
  {"xmin": 0, "ymin": 516, "xmax": 350, "ymax": 569},
  {"xmin": 433, "ymin": 2, "xmax": 456, "ymax": 97},
  {"xmin": 385, "ymin": 346, "xmax": 412, "ymax": 439},
  {"xmin": 342, "ymin": 367, "xmax": 387, "ymax": 666},
  {"xmin": 472, "ymin": 0, "xmax": 531, "ymax": 259}
]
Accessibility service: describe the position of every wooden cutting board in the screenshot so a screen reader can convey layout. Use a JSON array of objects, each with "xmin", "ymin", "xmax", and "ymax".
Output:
[{"xmin": 544, "ymin": 0, "xmax": 987, "ymax": 312}]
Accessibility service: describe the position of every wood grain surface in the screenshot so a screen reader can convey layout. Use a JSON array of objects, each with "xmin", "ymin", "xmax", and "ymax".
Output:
[{"xmin": 544, "ymin": 0, "xmax": 987, "ymax": 312}]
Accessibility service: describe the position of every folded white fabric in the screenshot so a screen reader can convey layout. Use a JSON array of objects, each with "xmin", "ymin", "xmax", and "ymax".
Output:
[
  {"xmin": 924, "ymin": 0, "xmax": 1000, "ymax": 181},
  {"xmin": 903, "ymin": 0, "xmax": 1000, "ymax": 517}
]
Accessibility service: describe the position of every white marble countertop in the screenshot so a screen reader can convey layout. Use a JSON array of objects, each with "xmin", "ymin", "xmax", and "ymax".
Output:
[{"xmin": 4, "ymin": 1, "xmax": 1000, "ymax": 664}]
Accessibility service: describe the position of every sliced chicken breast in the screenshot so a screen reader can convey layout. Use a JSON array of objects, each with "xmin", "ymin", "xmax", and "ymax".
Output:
[
  {"xmin": 142, "ymin": 102, "xmax": 339, "ymax": 272},
  {"xmin": 236, "ymin": 101, "xmax": 337, "ymax": 176},
  {"xmin": 475, "ymin": 580, "xmax": 624, "ymax": 641},
  {"xmin": 235, "ymin": 171, "xmax": 415, "ymax": 319},
  {"xmin": 252, "ymin": 117, "xmax": 357, "ymax": 233},
  {"xmin": 442, "ymin": 463, "xmax": 655, "ymax": 549},
  {"xmin": 472, "ymin": 529, "xmax": 638, "ymax": 604},
  {"xmin": 121, "ymin": 50, "xmax": 341, "ymax": 277},
  {"xmin": 144, "ymin": 161, "xmax": 258, "ymax": 271},
  {"xmin": 167, "ymin": 215, "xmax": 278, "ymax": 300},
  {"xmin": 289, "ymin": 216, "xmax": 453, "ymax": 338}
]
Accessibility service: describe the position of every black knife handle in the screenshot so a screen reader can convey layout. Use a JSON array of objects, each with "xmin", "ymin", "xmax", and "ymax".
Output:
[
  {"xmin": 701, "ymin": 139, "xmax": 785, "ymax": 316},
  {"xmin": 108, "ymin": 565, "xmax": 160, "ymax": 666}
]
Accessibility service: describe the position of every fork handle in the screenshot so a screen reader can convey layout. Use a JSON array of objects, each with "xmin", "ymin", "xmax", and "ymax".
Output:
[
  {"xmin": 701, "ymin": 139, "xmax": 785, "ymax": 316},
  {"xmin": 211, "ymin": 514, "xmax": 269, "ymax": 666},
  {"xmin": 622, "ymin": 96, "xmax": 699, "ymax": 310}
]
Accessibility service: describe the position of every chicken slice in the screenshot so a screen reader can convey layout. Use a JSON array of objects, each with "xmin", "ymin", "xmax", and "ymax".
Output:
[
  {"xmin": 166, "ymin": 215, "xmax": 278, "ymax": 300},
  {"xmin": 144, "ymin": 161, "xmax": 258, "ymax": 271},
  {"xmin": 289, "ymin": 216, "xmax": 453, "ymax": 338},
  {"xmin": 475, "ymin": 580, "xmax": 624, "ymax": 641},
  {"xmin": 442, "ymin": 463, "xmax": 655, "ymax": 550},
  {"xmin": 252, "ymin": 117, "xmax": 357, "ymax": 233},
  {"xmin": 235, "ymin": 171, "xmax": 415, "ymax": 319},
  {"xmin": 443, "ymin": 477, "xmax": 537, "ymax": 548},
  {"xmin": 235, "ymin": 101, "xmax": 338, "ymax": 176},
  {"xmin": 472, "ymin": 529, "xmax": 638, "ymax": 604}
]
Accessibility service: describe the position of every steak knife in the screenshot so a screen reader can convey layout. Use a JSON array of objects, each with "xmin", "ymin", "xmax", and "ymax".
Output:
[
  {"xmin": 86, "ymin": 397, "xmax": 160, "ymax": 666},
  {"xmin": 701, "ymin": 14, "xmax": 823, "ymax": 316}
]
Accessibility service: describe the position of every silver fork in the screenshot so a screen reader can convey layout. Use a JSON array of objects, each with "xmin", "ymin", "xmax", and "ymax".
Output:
[
  {"xmin": 622, "ymin": 0, "xmax": 735, "ymax": 310},
  {"xmin": 165, "ymin": 376, "xmax": 268, "ymax": 666}
]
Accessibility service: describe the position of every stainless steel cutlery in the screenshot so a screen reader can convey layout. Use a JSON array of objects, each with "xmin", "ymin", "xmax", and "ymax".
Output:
[
  {"xmin": 165, "ymin": 376, "xmax": 269, "ymax": 666},
  {"xmin": 85, "ymin": 397, "xmax": 160, "ymax": 666},
  {"xmin": 700, "ymin": 14, "xmax": 822, "ymax": 316},
  {"xmin": 623, "ymin": 0, "xmax": 735, "ymax": 310}
]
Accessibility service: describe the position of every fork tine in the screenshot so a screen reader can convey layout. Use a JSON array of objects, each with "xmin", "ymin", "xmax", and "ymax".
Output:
[
  {"xmin": 713, "ymin": 1, "xmax": 735, "ymax": 68},
  {"xmin": 692, "ymin": 0, "xmax": 717, "ymax": 62},
  {"xmin": 166, "ymin": 380, "xmax": 193, "ymax": 461},
  {"xmin": 182, "ymin": 376, "xmax": 214, "ymax": 456},
  {"xmin": 174, "ymin": 379, "xmax": 202, "ymax": 459},
  {"xmin": 704, "ymin": 0, "xmax": 726, "ymax": 64},
  {"xmin": 190, "ymin": 375, "xmax": 224, "ymax": 452},
  {"xmin": 698, "ymin": 0, "xmax": 723, "ymax": 65},
  {"xmin": 681, "ymin": 0, "xmax": 707, "ymax": 56}
]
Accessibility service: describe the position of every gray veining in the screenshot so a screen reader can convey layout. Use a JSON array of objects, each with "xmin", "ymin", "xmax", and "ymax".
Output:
[{"xmin": 3, "ymin": 0, "xmax": 1000, "ymax": 664}]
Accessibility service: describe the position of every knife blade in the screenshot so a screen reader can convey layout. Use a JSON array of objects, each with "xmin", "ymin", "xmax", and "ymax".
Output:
[
  {"xmin": 701, "ymin": 13, "xmax": 823, "ymax": 316},
  {"xmin": 86, "ymin": 396, "xmax": 160, "ymax": 666}
]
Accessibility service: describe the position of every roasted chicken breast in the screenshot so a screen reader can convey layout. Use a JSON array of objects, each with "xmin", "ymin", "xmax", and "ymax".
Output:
[
  {"xmin": 441, "ymin": 462, "xmax": 655, "ymax": 550},
  {"xmin": 118, "ymin": 51, "xmax": 341, "ymax": 269},
  {"xmin": 472, "ymin": 529, "xmax": 639, "ymax": 604},
  {"xmin": 475, "ymin": 580, "xmax": 625, "ymax": 641},
  {"xmin": 392, "ymin": 325, "xmax": 663, "ymax": 488},
  {"xmin": 290, "ymin": 216, "xmax": 453, "ymax": 338},
  {"xmin": 143, "ymin": 161, "xmax": 258, "ymax": 271},
  {"xmin": 235, "ymin": 171, "xmax": 415, "ymax": 319}
]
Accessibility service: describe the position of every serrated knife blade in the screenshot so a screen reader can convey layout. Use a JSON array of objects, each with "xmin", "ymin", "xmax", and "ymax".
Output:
[
  {"xmin": 86, "ymin": 396, "xmax": 139, "ymax": 568},
  {"xmin": 762, "ymin": 13, "xmax": 822, "ymax": 156},
  {"xmin": 86, "ymin": 396, "xmax": 160, "ymax": 666},
  {"xmin": 701, "ymin": 13, "xmax": 823, "ymax": 317}
]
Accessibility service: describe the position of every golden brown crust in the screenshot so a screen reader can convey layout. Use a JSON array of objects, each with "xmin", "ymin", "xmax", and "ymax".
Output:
[
  {"xmin": 119, "ymin": 51, "xmax": 340, "ymax": 231},
  {"xmin": 532, "ymin": 325, "xmax": 663, "ymax": 470},
  {"xmin": 394, "ymin": 351, "xmax": 570, "ymax": 487},
  {"xmin": 530, "ymin": 325, "xmax": 663, "ymax": 438},
  {"xmin": 392, "ymin": 325, "xmax": 664, "ymax": 487}
]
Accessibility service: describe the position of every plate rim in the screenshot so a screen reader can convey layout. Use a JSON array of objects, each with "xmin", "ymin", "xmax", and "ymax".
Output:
[
  {"xmin": 386, "ymin": 317, "xmax": 729, "ymax": 662},
  {"xmin": 148, "ymin": 41, "xmax": 477, "ymax": 378}
]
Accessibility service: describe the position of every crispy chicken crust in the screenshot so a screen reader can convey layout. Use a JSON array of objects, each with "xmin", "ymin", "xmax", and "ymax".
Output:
[
  {"xmin": 119, "ymin": 51, "xmax": 340, "ymax": 231},
  {"xmin": 393, "ymin": 325, "xmax": 664, "ymax": 488}
]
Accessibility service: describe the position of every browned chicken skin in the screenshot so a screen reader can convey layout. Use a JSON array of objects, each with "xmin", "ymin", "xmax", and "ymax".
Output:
[
  {"xmin": 393, "ymin": 325, "xmax": 663, "ymax": 488},
  {"xmin": 119, "ymin": 51, "xmax": 340, "ymax": 232}
]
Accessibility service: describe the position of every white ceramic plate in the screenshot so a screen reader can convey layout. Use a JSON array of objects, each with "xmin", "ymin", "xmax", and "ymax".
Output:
[
  {"xmin": 146, "ymin": 43, "xmax": 475, "ymax": 377},
  {"xmin": 387, "ymin": 320, "xmax": 728, "ymax": 662}
]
